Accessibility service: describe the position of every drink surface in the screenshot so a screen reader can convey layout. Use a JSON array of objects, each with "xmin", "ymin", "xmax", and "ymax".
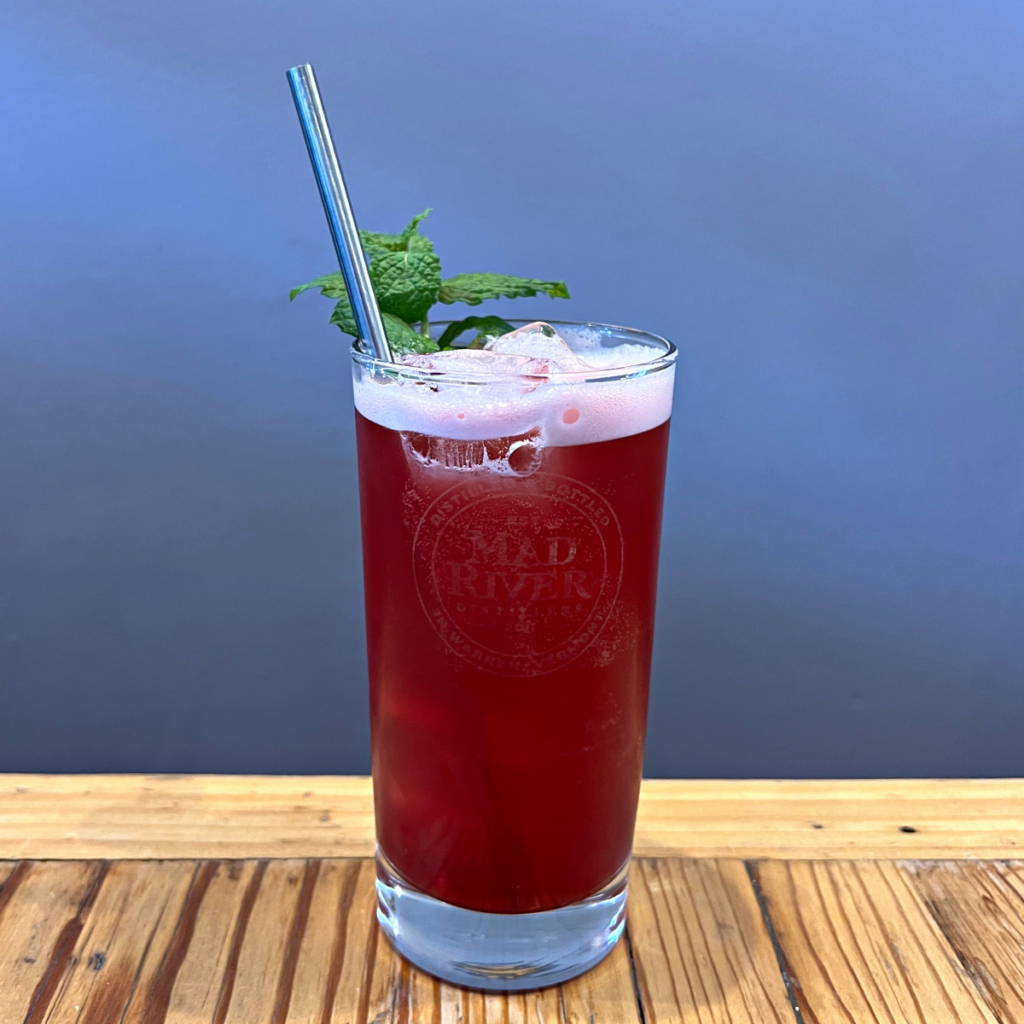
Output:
[{"xmin": 353, "ymin": 324, "xmax": 675, "ymax": 914}]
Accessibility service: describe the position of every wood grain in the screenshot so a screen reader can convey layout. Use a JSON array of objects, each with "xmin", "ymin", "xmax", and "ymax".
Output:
[
  {"xmin": 0, "ymin": 861, "xmax": 26, "ymax": 924},
  {"xmin": 907, "ymin": 860, "xmax": 1024, "ymax": 1023},
  {"xmin": 281, "ymin": 858, "xmax": 363, "ymax": 1023},
  {"xmin": 635, "ymin": 779, "xmax": 1024, "ymax": 860},
  {"xmin": 560, "ymin": 938, "xmax": 642, "ymax": 1023},
  {"xmin": 0, "ymin": 862, "xmax": 106, "ymax": 1022},
  {"xmin": 159, "ymin": 860, "xmax": 267, "ymax": 1024},
  {"xmin": 0, "ymin": 858, "xmax": 642, "ymax": 1021},
  {"xmin": 38, "ymin": 860, "xmax": 195, "ymax": 1024},
  {"xmin": 628, "ymin": 858, "xmax": 794, "ymax": 1023},
  {"xmin": 2, "ymin": 853, "xmax": 1024, "ymax": 1021},
  {"xmin": 754, "ymin": 859, "xmax": 1000, "ymax": 1023},
  {"xmin": 0, "ymin": 776, "xmax": 375, "ymax": 860},
  {"xmin": 4, "ymin": 776, "xmax": 1024, "ymax": 860},
  {"xmin": 3, "ymin": 775, "xmax": 1024, "ymax": 1021}
]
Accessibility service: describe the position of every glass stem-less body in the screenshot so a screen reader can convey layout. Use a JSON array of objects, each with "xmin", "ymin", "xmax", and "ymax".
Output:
[{"xmin": 352, "ymin": 320, "xmax": 676, "ymax": 988}]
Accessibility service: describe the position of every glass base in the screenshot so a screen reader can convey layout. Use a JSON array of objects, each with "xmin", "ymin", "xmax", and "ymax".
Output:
[{"xmin": 375, "ymin": 851, "xmax": 628, "ymax": 991}]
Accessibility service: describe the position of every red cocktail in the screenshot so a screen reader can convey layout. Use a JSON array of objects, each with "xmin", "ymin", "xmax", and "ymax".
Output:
[{"xmin": 353, "ymin": 321, "xmax": 676, "ymax": 988}]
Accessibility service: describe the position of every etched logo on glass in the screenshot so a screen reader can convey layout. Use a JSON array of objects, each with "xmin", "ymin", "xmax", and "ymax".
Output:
[{"xmin": 413, "ymin": 473, "xmax": 624, "ymax": 676}]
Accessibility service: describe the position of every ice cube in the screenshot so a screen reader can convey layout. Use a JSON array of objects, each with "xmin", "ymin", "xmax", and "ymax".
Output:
[
  {"xmin": 484, "ymin": 322, "xmax": 587, "ymax": 372},
  {"xmin": 400, "ymin": 350, "xmax": 535, "ymax": 375}
]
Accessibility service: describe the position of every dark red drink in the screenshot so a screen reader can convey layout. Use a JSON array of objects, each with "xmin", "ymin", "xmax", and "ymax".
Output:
[{"xmin": 357, "ymin": 410, "xmax": 671, "ymax": 914}]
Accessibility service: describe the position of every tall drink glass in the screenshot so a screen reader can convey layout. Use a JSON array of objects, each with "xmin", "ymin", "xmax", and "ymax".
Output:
[{"xmin": 352, "ymin": 321, "xmax": 676, "ymax": 989}]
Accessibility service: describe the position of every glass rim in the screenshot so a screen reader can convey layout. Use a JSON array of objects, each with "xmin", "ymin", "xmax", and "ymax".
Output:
[{"xmin": 349, "ymin": 319, "xmax": 677, "ymax": 386}]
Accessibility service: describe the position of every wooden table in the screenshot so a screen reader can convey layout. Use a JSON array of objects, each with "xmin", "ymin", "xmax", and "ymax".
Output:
[{"xmin": 2, "ymin": 776, "xmax": 1023, "ymax": 1022}]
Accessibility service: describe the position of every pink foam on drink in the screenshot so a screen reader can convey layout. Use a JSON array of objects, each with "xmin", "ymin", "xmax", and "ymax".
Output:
[{"xmin": 353, "ymin": 323, "xmax": 675, "ymax": 448}]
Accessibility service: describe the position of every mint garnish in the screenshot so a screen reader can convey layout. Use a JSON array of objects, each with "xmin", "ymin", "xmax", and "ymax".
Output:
[
  {"xmin": 291, "ymin": 209, "xmax": 569, "ymax": 355},
  {"xmin": 437, "ymin": 274, "xmax": 569, "ymax": 305},
  {"xmin": 381, "ymin": 311, "xmax": 438, "ymax": 354},
  {"xmin": 436, "ymin": 315, "xmax": 515, "ymax": 350}
]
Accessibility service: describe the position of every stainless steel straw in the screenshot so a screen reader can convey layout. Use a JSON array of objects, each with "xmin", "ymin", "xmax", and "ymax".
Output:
[{"xmin": 287, "ymin": 64, "xmax": 393, "ymax": 363}]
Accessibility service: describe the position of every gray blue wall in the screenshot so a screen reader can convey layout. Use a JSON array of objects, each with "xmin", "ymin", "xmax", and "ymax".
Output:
[{"xmin": 2, "ymin": 0, "xmax": 1022, "ymax": 776}]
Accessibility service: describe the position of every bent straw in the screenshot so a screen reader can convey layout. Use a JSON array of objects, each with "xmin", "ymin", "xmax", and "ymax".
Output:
[{"xmin": 287, "ymin": 64, "xmax": 393, "ymax": 363}]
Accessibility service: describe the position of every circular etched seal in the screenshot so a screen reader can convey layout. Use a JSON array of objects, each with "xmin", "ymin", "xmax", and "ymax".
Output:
[{"xmin": 412, "ymin": 472, "xmax": 624, "ymax": 677}]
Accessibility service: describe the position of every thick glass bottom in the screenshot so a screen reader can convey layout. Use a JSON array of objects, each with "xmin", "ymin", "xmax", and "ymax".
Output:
[{"xmin": 375, "ymin": 851, "xmax": 629, "ymax": 991}]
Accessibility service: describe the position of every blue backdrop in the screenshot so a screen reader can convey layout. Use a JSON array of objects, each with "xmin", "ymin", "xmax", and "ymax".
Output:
[{"xmin": 2, "ymin": 0, "xmax": 1022, "ymax": 776}]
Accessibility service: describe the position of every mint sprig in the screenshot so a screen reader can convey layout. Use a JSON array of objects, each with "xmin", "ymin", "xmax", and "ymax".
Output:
[{"xmin": 290, "ymin": 209, "xmax": 569, "ymax": 355}]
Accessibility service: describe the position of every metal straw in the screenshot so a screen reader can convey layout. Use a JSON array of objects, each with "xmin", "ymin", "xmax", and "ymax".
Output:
[{"xmin": 287, "ymin": 64, "xmax": 393, "ymax": 363}]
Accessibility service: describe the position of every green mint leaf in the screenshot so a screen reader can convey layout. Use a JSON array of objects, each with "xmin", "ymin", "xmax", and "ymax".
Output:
[
  {"xmin": 360, "ymin": 209, "xmax": 434, "ymax": 257},
  {"xmin": 290, "ymin": 272, "xmax": 349, "ymax": 301},
  {"xmin": 328, "ymin": 294, "xmax": 358, "ymax": 335},
  {"xmin": 383, "ymin": 312, "xmax": 439, "ymax": 355},
  {"xmin": 437, "ymin": 273, "xmax": 570, "ymax": 306},
  {"xmin": 401, "ymin": 209, "xmax": 431, "ymax": 243},
  {"xmin": 330, "ymin": 298, "xmax": 437, "ymax": 356},
  {"xmin": 369, "ymin": 249, "xmax": 442, "ymax": 325},
  {"xmin": 436, "ymin": 315, "xmax": 515, "ymax": 349},
  {"xmin": 360, "ymin": 230, "xmax": 406, "ymax": 257}
]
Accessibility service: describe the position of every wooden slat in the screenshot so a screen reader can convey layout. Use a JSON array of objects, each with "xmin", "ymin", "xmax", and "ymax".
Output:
[
  {"xmin": 465, "ymin": 983, "xmax": 563, "ymax": 1024},
  {"xmin": 636, "ymin": 779, "xmax": 1024, "ymax": 859},
  {"xmin": 627, "ymin": 858, "xmax": 793, "ymax": 1023},
  {"xmin": 155, "ymin": 859, "xmax": 262, "ymax": 1024},
  {"xmin": 0, "ymin": 775, "xmax": 376, "ymax": 860},
  {"xmin": 560, "ymin": 938, "xmax": 642, "ymax": 1023},
  {"xmin": 907, "ymin": 860, "xmax": 1024, "ymax": 1024},
  {"xmin": 348, "ymin": 890, "xmax": 403, "ymax": 1024},
  {"xmin": 3, "ymin": 776, "xmax": 1024, "ymax": 860},
  {"xmin": 0, "ymin": 861, "xmax": 22, "ymax": 922},
  {"xmin": 754, "ymin": 859, "xmax": 999, "ymax": 1023},
  {"xmin": 0, "ymin": 858, "xmax": 625, "ymax": 1022},
  {"xmin": 281, "ymin": 858, "xmax": 363, "ymax": 1024},
  {"xmin": 0, "ymin": 862, "xmax": 108, "ymax": 1021},
  {"xmin": 320, "ymin": 858, "xmax": 380, "ymax": 1023},
  {"xmin": 41, "ymin": 860, "xmax": 196, "ymax": 1023},
  {"xmin": 5, "ymin": 851, "xmax": 1024, "ymax": 1023},
  {"xmin": 218, "ymin": 859, "xmax": 310, "ymax": 1024}
]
